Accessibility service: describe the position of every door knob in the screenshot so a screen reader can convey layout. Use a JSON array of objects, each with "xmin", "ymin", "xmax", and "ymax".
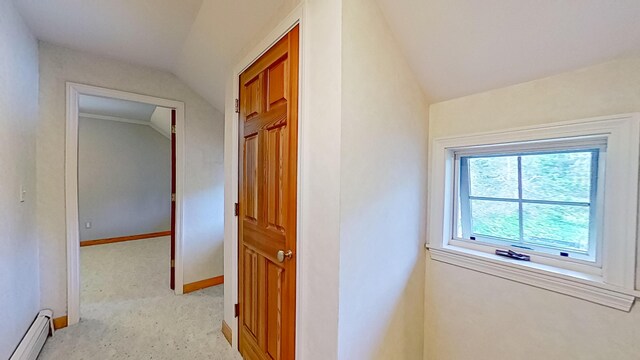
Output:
[{"xmin": 276, "ymin": 250, "xmax": 293, "ymax": 263}]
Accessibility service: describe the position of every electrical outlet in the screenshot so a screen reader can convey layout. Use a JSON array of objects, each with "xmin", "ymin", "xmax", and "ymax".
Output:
[{"xmin": 85, "ymin": 221, "xmax": 92, "ymax": 229}]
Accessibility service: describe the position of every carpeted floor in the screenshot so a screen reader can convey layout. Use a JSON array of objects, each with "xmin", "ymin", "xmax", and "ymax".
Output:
[{"xmin": 39, "ymin": 236, "xmax": 240, "ymax": 360}]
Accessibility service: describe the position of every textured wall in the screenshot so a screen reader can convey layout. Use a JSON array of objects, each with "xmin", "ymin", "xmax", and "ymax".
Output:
[
  {"xmin": 224, "ymin": 1, "xmax": 429, "ymax": 358},
  {"xmin": 426, "ymin": 57, "xmax": 640, "ymax": 360},
  {"xmin": 78, "ymin": 117, "xmax": 171, "ymax": 240},
  {"xmin": 338, "ymin": 0, "xmax": 428, "ymax": 358},
  {"xmin": 0, "ymin": 0, "xmax": 40, "ymax": 357},
  {"xmin": 37, "ymin": 43, "xmax": 225, "ymax": 317}
]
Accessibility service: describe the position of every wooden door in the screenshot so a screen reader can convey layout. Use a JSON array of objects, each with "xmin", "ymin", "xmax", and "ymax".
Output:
[
  {"xmin": 238, "ymin": 25, "xmax": 299, "ymax": 360},
  {"xmin": 170, "ymin": 108, "xmax": 176, "ymax": 290}
]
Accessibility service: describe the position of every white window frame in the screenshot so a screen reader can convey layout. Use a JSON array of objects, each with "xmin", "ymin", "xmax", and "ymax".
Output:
[
  {"xmin": 427, "ymin": 113, "xmax": 640, "ymax": 311},
  {"xmin": 454, "ymin": 143, "xmax": 603, "ymax": 267}
]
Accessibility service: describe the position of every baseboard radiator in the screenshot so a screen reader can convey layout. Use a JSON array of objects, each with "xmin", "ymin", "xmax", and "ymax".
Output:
[{"xmin": 10, "ymin": 309, "xmax": 55, "ymax": 360}]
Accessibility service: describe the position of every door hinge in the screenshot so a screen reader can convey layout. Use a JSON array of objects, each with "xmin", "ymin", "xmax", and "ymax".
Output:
[
  {"xmin": 171, "ymin": 193, "xmax": 176, "ymax": 202},
  {"xmin": 235, "ymin": 99, "xmax": 240, "ymax": 114},
  {"xmin": 171, "ymin": 125, "xmax": 176, "ymax": 134},
  {"xmin": 234, "ymin": 202, "xmax": 239, "ymax": 216},
  {"xmin": 234, "ymin": 303, "xmax": 239, "ymax": 317},
  {"xmin": 171, "ymin": 259, "xmax": 175, "ymax": 268}
]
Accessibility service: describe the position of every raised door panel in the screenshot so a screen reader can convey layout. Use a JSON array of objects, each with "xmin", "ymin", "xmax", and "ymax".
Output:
[
  {"xmin": 242, "ymin": 248, "xmax": 259, "ymax": 339},
  {"xmin": 267, "ymin": 58, "xmax": 288, "ymax": 110},
  {"xmin": 244, "ymin": 75, "xmax": 264, "ymax": 120},
  {"xmin": 266, "ymin": 125, "xmax": 287, "ymax": 233},
  {"xmin": 265, "ymin": 262, "xmax": 283, "ymax": 360},
  {"xmin": 244, "ymin": 135, "xmax": 259, "ymax": 223}
]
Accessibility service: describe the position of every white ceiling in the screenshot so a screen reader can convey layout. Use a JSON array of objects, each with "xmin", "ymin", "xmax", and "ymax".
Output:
[
  {"xmin": 376, "ymin": 0, "xmax": 640, "ymax": 102},
  {"xmin": 14, "ymin": 0, "xmax": 640, "ymax": 108},
  {"xmin": 149, "ymin": 107, "xmax": 172, "ymax": 138},
  {"xmin": 13, "ymin": 0, "xmax": 204, "ymax": 71},
  {"xmin": 175, "ymin": 0, "xmax": 287, "ymax": 111},
  {"xmin": 14, "ymin": 0, "xmax": 287, "ymax": 111},
  {"xmin": 79, "ymin": 94, "xmax": 172, "ymax": 138},
  {"xmin": 79, "ymin": 95, "xmax": 157, "ymax": 121}
]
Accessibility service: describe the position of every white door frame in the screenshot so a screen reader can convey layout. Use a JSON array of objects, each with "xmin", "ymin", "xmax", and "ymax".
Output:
[
  {"xmin": 65, "ymin": 82, "xmax": 186, "ymax": 325},
  {"xmin": 228, "ymin": 4, "xmax": 305, "ymax": 355}
]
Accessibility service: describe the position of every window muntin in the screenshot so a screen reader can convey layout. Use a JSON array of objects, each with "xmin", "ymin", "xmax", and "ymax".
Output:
[{"xmin": 454, "ymin": 147, "xmax": 602, "ymax": 263}]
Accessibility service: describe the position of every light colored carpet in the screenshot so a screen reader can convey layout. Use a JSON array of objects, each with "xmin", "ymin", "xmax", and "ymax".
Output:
[{"xmin": 39, "ymin": 236, "xmax": 241, "ymax": 360}]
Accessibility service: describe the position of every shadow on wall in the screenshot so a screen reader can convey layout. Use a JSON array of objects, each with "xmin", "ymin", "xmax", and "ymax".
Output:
[
  {"xmin": 374, "ymin": 255, "xmax": 426, "ymax": 360},
  {"xmin": 182, "ymin": 179, "xmax": 225, "ymax": 282}
]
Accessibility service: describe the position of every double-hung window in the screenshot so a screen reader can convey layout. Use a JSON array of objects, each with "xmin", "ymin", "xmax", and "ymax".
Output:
[{"xmin": 427, "ymin": 114, "xmax": 640, "ymax": 311}]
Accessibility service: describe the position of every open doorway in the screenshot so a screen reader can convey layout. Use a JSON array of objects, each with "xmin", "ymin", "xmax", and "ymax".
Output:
[
  {"xmin": 65, "ymin": 83, "xmax": 186, "ymax": 326},
  {"xmin": 77, "ymin": 93, "xmax": 176, "ymax": 321}
]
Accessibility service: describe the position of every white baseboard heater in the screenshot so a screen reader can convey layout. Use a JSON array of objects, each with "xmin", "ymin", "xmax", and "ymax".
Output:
[{"xmin": 10, "ymin": 309, "xmax": 55, "ymax": 360}]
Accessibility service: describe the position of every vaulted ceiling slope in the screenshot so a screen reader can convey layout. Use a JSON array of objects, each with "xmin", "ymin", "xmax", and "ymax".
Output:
[
  {"xmin": 376, "ymin": 0, "xmax": 640, "ymax": 102},
  {"xmin": 14, "ymin": 0, "xmax": 640, "ymax": 109},
  {"xmin": 78, "ymin": 95, "xmax": 172, "ymax": 138},
  {"xmin": 14, "ymin": 0, "xmax": 203, "ymax": 71},
  {"xmin": 13, "ymin": 0, "xmax": 288, "ymax": 110},
  {"xmin": 79, "ymin": 95, "xmax": 157, "ymax": 121}
]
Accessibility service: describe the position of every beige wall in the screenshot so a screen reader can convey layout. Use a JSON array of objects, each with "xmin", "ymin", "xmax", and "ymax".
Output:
[
  {"xmin": 0, "ymin": 0, "xmax": 40, "ymax": 357},
  {"xmin": 37, "ymin": 43, "xmax": 225, "ymax": 317},
  {"xmin": 426, "ymin": 57, "xmax": 640, "ymax": 360},
  {"xmin": 338, "ymin": 0, "xmax": 428, "ymax": 359},
  {"xmin": 297, "ymin": 1, "xmax": 344, "ymax": 358}
]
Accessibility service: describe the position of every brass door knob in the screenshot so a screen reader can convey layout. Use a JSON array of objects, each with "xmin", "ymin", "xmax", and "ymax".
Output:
[{"xmin": 276, "ymin": 250, "xmax": 293, "ymax": 263}]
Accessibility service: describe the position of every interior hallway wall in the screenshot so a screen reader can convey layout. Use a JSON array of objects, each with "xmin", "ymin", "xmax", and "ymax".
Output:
[
  {"xmin": 78, "ymin": 117, "xmax": 171, "ymax": 241},
  {"xmin": 224, "ymin": 1, "xmax": 428, "ymax": 358},
  {"xmin": 338, "ymin": 0, "xmax": 429, "ymax": 358},
  {"xmin": 37, "ymin": 43, "xmax": 224, "ymax": 318},
  {"xmin": 221, "ymin": 1, "xmax": 346, "ymax": 356},
  {"xmin": 0, "ymin": 0, "xmax": 40, "ymax": 357},
  {"xmin": 426, "ymin": 57, "xmax": 640, "ymax": 360}
]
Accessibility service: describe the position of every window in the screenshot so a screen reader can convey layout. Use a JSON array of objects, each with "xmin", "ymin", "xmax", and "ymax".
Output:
[
  {"xmin": 427, "ymin": 114, "xmax": 640, "ymax": 311},
  {"xmin": 454, "ymin": 145, "xmax": 603, "ymax": 264}
]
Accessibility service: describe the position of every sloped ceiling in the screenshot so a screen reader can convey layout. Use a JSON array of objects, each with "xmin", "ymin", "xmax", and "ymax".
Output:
[
  {"xmin": 78, "ymin": 94, "xmax": 172, "ymax": 138},
  {"xmin": 149, "ymin": 107, "xmax": 172, "ymax": 138},
  {"xmin": 79, "ymin": 95, "xmax": 157, "ymax": 121},
  {"xmin": 376, "ymin": 0, "xmax": 640, "ymax": 102},
  {"xmin": 13, "ymin": 0, "xmax": 286, "ymax": 110},
  {"xmin": 13, "ymin": 0, "xmax": 204, "ymax": 71},
  {"xmin": 14, "ymin": 0, "xmax": 640, "ymax": 109},
  {"xmin": 175, "ymin": 0, "xmax": 287, "ymax": 111}
]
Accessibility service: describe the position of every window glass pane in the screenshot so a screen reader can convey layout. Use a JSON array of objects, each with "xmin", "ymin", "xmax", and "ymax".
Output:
[
  {"xmin": 522, "ymin": 203, "xmax": 590, "ymax": 252},
  {"xmin": 521, "ymin": 152, "xmax": 592, "ymax": 202},
  {"xmin": 471, "ymin": 200, "xmax": 519, "ymax": 240},
  {"xmin": 468, "ymin": 156, "xmax": 519, "ymax": 199}
]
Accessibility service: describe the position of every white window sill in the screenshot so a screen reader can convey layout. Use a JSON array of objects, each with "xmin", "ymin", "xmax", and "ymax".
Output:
[{"xmin": 426, "ymin": 244, "xmax": 638, "ymax": 311}]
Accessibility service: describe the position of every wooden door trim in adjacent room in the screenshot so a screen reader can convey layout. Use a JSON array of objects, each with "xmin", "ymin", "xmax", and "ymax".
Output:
[
  {"xmin": 80, "ymin": 230, "xmax": 172, "ymax": 247},
  {"xmin": 238, "ymin": 25, "xmax": 300, "ymax": 360},
  {"xmin": 65, "ymin": 83, "xmax": 186, "ymax": 326}
]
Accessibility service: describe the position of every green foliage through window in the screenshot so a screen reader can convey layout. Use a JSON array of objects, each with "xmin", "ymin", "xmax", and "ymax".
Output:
[{"xmin": 458, "ymin": 150, "xmax": 597, "ymax": 254}]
